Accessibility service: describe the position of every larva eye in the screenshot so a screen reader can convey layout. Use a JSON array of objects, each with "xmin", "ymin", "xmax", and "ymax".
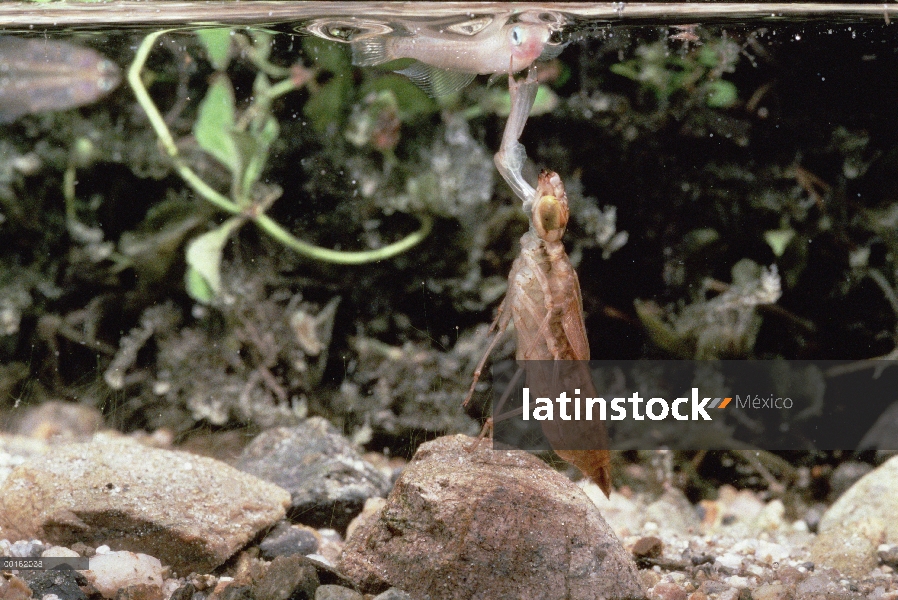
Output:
[{"xmin": 510, "ymin": 26, "xmax": 523, "ymax": 46}]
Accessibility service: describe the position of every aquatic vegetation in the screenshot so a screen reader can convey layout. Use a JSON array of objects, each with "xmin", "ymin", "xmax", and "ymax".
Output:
[
  {"xmin": 610, "ymin": 36, "xmax": 740, "ymax": 109},
  {"xmin": 127, "ymin": 29, "xmax": 432, "ymax": 302},
  {"xmin": 635, "ymin": 258, "xmax": 782, "ymax": 359}
]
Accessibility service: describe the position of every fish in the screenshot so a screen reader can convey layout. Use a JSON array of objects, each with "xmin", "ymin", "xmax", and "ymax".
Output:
[
  {"xmin": 0, "ymin": 37, "xmax": 121, "ymax": 123},
  {"xmin": 350, "ymin": 14, "xmax": 562, "ymax": 97}
]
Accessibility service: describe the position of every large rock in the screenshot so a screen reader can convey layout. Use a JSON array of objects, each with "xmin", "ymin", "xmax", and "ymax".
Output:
[
  {"xmin": 236, "ymin": 418, "xmax": 391, "ymax": 530},
  {"xmin": 813, "ymin": 454, "xmax": 898, "ymax": 577},
  {"xmin": 338, "ymin": 435, "xmax": 646, "ymax": 600},
  {"xmin": 0, "ymin": 439, "xmax": 290, "ymax": 574}
]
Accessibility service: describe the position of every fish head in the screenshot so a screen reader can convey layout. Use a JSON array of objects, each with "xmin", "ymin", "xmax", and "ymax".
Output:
[
  {"xmin": 95, "ymin": 59, "xmax": 122, "ymax": 93},
  {"xmin": 507, "ymin": 23, "xmax": 551, "ymax": 71},
  {"xmin": 533, "ymin": 170, "xmax": 569, "ymax": 243}
]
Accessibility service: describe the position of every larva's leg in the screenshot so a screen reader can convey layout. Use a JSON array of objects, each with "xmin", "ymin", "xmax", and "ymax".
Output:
[
  {"xmin": 463, "ymin": 296, "xmax": 513, "ymax": 408},
  {"xmin": 467, "ymin": 365, "xmax": 526, "ymax": 452}
]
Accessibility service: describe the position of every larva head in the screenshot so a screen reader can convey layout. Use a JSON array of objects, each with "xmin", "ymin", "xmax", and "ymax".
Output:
[{"xmin": 532, "ymin": 170, "xmax": 569, "ymax": 242}]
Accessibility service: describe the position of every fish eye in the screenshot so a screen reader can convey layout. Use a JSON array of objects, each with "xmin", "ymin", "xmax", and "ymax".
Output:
[{"xmin": 510, "ymin": 26, "xmax": 523, "ymax": 46}]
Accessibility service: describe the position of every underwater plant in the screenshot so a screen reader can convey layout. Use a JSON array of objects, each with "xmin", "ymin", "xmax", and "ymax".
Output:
[{"xmin": 127, "ymin": 29, "xmax": 433, "ymax": 302}]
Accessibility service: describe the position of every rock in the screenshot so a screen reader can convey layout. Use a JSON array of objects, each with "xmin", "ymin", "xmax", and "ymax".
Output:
[
  {"xmin": 752, "ymin": 583, "xmax": 795, "ymax": 600},
  {"xmin": 338, "ymin": 434, "xmax": 646, "ymax": 600},
  {"xmin": 816, "ymin": 456, "xmax": 898, "ymax": 577},
  {"xmin": 20, "ymin": 569, "xmax": 87, "ymax": 600},
  {"xmin": 699, "ymin": 581, "xmax": 729, "ymax": 595},
  {"xmin": 0, "ymin": 573, "xmax": 34, "ymax": 600},
  {"xmin": 13, "ymin": 401, "xmax": 104, "ymax": 441},
  {"xmin": 581, "ymin": 483, "xmax": 645, "ymax": 538},
  {"xmin": 84, "ymin": 551, "xmax": 164, "ymax": 599},
  {"xmin": 314, "ymin": 584, "xmax": 364, "ymax": 600},
  {"xmin": 219, "ymin": 585, "xmax": 254, "ymax": 600},
  {"xmin": 372, "ymin": 589, "xmax": 413, "ymax": 600},
  {"xmin": 650, "ymin": 582, "xmax": 687, "ymax": 600},
  {"xmin": 167, "ymin": 583, "xmax": 196, "ymax": 600},
  {"xmin": 811, "ymin": 518, "xmax": 884, "ymax": 579},
  {"xmin": 0, "ymin": 439, "xmax": 290, "ymax": 574},
  {"xmin": 237, "ymin": 418, "xmax": 391, "ymax": 531},
  {"xmin": 0, "ymin": 434, "xmax": 48, "ymax": 486},
  {"xmin": 717, "ymin": 588, "xmax": 740, "ymax": 600},
  {"xmin": 42, "ymin": 546, "xmax": 81, "ymax": 558},
  {"xmin": 819, "ymin": 455, "xmax": 898, "ymax": 542},
  {"xmin": 252, "ymin": 555, "xmax": 319, "ymax": 600},
  {"xmin": 878, "ymin": 544, "xmax": 898, "ymax": 568},
  {"xmin": 632, "ymin": 536, "xmax": 664, "ymax": 559},
  {"xmin": 258, "ymin": 521, "xmax": 319, "ymax": 560},
  {"xmin": 113, "ymin": 583, "xmax": 164, "ymax": 600},
  {"xmin": 6, "ymin": 540, "xmax": 45, "ymax": 557},
  {"xmin": 645, "ymin": 489, "xmax": 701, "ymax": 536},
  {"xmin": 795, "ymin": 574, "xmax": 845, "ymax": 600},
  {"xmin": 828, "ymin": 461, "xmax": 874, "ymax": 502},
  {"xmin": 315, "ymin": 529, "xmax": 344, "ymax": 565},
  {"xmin": 345, "ymin": 497, "xmax": 387, "ymax": 541}
]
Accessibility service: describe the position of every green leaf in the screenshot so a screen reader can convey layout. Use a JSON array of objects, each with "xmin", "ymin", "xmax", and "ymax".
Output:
[
  {"xmin": 764, "ymin": 228, "xmax": 796, "ymax": 257},
  {"xmin": 196, "ymin": 28, "xmax": 233, "ymax": 71},
  {"xmin": 185, "ymin": 265, "xmax": 215, "ymax": 304},
  {"xmin": 304, "ymin": 76, "xmax": 351, "ymax": 133},
  {"xmin": 705, "ymin": 80, "xmax": 738, "ymax": 108},
  {"xmin": 185, "ymin": 217, "xmax": 244, "ymax": 302},
  {"xmin": 194, "ymin": 75, "xmax": 240, "ymax": 174},
  {"xmin": 609, "ymin": 62, "xmax": 640, "ymax": 81},
  {"xmin": 302, "ymin": 36, "xmax": 350, "ymax": 75}
]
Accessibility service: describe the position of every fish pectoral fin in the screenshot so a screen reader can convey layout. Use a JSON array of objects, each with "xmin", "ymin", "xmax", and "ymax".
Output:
[
  {"xmin": 351, "ymin": 36, "xmax": 390, "ymax": 66},
  {"xmin": 395, "ymin": 62, "xmax": 476, "ymax": 98},
  {"xmin": 486, "ymin": 73, "xmax": 503, "ymax": 88}
]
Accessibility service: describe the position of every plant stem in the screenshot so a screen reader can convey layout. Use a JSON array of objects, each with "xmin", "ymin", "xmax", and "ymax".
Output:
[
  {"xmin": 128, "ymin": 30, "xmax": 431, "ymax": 264},
  {"xmin": 128, "ymin": 30, "xmax": 240, "ymax": 215},
  {"xmin": 255, "ymin": 212, "xmax": 433, "ymax": 265}
]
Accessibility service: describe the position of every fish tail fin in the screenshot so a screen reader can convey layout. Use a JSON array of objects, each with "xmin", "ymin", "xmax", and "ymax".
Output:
[
  {"xmin": 351, "ymin": 36, "xmax": 390, "ymax": 66},
  {"xmin": 396, "ymin": 62, "xmax": 476, "ymax": 98}
]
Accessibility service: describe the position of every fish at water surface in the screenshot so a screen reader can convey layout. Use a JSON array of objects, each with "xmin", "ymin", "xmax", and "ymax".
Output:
[
  {"xmin": 350, "ymin": 14, "xmax": 563, "ymax": 97},
  {"xmin": 0, "ymin": 37, "xmax": 121, "ymax": 123}
]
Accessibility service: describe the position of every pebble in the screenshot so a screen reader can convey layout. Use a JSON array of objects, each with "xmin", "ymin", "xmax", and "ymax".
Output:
[
  {"xmin": 812, "ymin": 517, "xmax": 884, "ymax": 578},
  {"xmin": 42, "ymin": 545, "xmax": 81, "ymax": 558},
  {"xmin": 20, "ymin": 569, "xmax": 88, "ymax": 600},
  {"xmin": 252, "ymin": 554, "xmax": 319, "ymax": 600},
  {"xmin": 258, "ymin": 521, "xmax": 319, "ymax": 559},
  {"xmin": 314, "ymin": 584, "xmax": 364, "ymax": 599},
  {"xmin": 819, "ymin": 455, "xmax": 898, "ymax": 544},
  {"xmin": 236, "ymin": 418, "xmax": 391, "ymax": 531},
  {"xmin": 113, "ymin": 583, "xmax": 165, "ymax": 600},
  {"xmin": 878, "ymin": 544, "xmax": 898, "ymax": 568},
  {"xmin": 371, "ymin": 589, "xmax": 413, "ymax": 600},
  {"xmin": 828, "ymin": 461, "xmax": 874, "ymax": 502},
  {"xmin": 0, "ymin": 574, "xmax": 32, "ymax": 600},
  {"xmin": 716, "ymin": 553, "xmax": 745, "ymax": 571},
  {"xmin": 0, "ymin": 438, "xmax": 290, "ymax": 574},
  {"xmin": 651, "ymin": 581, "xmax": 687, "ymax": 600},
  {"xmin": 633, "ymin": 536, "xmax": 664, "ymax": 559},
  {"xmin": 345, "ymin": 497, "xmax": 387, "ymax": 541},
  {"xmin": 717, "ymin": 587, "xmax": 740, "ymax": 600},
  {"xmin": 12, "ymin": 400, "xmax": 104, "ymax": 441},
  {"xmin": 752, "ymin": 583, "xmax": 794, "ymax": 600},
  {"xmin": 338, "ymin": 434, "xmax": 646, "ymax": 600},
  {"xmin": 645, "ymin": 489, "xmax": 702, "ymax": 536},
  {"xmin": 84, "ymin": 551, "xmax": 164, "ymax": 599}
]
